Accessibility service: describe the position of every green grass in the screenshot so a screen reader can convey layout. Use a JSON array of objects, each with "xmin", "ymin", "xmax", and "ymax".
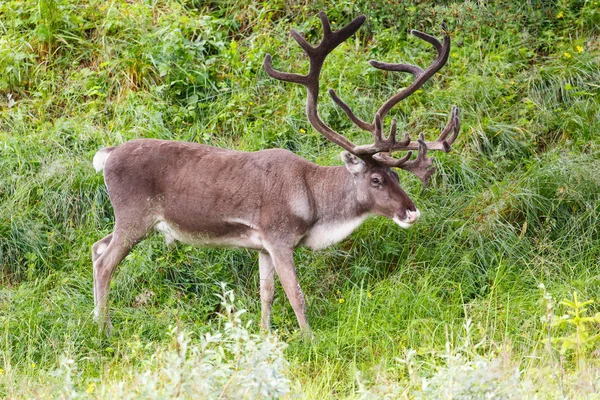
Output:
[{"xmin": 1, "ymin": 0, "xmax": 600, "ymax": 398}]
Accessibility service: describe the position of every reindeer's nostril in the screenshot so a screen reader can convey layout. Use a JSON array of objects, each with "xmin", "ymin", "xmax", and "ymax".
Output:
[
  {"xmin": 392, "ymin": 209, "xmax": 421, "ymax": 229},
  {"xmin": 405, "ymin": 209, "xmax": 421, "ymax": 223}
]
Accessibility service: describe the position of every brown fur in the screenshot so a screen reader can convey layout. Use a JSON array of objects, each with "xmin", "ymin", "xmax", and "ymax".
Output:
[{"xmin": 92, "ymin": 139, "xmax": 417, "ymax": 334}]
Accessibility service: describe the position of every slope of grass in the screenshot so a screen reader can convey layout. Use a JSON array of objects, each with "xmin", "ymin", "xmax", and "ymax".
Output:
[{"xmin": 1, "ymin": 0, "xmax": 599, "ymax": 398}]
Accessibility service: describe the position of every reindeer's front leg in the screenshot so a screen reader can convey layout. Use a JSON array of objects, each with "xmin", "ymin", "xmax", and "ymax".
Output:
[
  {"xmin": 266, "ymin": 246, "xmax": 311, "ymax": 335},
  {"xmin": 258, "ymin": 251, "xmax": 275, "ymax": 331}
]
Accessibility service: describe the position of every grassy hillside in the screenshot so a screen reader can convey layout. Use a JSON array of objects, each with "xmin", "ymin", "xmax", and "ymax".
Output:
[{"xmin": 1, "ymin": 0, "xmax": 599, "ymax": 398}]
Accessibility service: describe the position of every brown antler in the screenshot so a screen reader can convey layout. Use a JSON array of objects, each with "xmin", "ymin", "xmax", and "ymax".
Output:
[
  {"xmin": 328, "ymin": 24, "xmax": 459, "ymax": 184},
  {"xmin": 371, "ymin": 106, "xmax": 460, "ymax": 185},
  {"xmin": 264, "ymin": 11, "xmax": 366, "ymax": 153},
  {"xmin": 329, "ymin": 26, "xmax": 451, "ymax": 131},
  {"xmin": 264, "ymin": 13, "xmax": 460, "ymax": 185}
]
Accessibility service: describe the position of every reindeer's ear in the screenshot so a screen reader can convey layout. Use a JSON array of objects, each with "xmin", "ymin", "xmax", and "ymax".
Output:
[{"xmin": 341, "ymin": 151, "xmax": 366, "ymax": 175}]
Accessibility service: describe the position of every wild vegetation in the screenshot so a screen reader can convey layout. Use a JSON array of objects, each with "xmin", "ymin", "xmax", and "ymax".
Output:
[{"xmin": 1, "ymin": 0, "xmax": 599, "ymax": 398}]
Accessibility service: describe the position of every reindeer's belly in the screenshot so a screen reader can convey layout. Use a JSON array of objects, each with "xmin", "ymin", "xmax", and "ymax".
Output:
[{"xmin": 154, "ymin": 219, "xmax": 264, "ymax": 250}]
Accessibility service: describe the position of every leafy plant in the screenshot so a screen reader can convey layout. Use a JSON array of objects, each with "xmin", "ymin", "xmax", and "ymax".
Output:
[
  {"xmin": 552, "ymin": 291, "xmax": 600, "ymax": 365},
  {"xmin": 2, "ymin": 285, "xmax": 292, "ymax": 399}
]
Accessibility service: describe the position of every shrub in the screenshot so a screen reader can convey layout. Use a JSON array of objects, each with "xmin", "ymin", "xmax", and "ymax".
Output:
[{"xmin": 2, "ymin": 285, "xmax": 293, "ymax": 399}]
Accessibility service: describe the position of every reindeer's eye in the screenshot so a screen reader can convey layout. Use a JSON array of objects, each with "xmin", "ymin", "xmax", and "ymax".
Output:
[{"xmin": 371, "ymin": 176, "xmax": 382, "ymax": 186}]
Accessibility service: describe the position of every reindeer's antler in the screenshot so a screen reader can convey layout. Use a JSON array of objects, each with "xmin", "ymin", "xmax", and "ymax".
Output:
[
  {"xmin": 264, "ymin": 12, "xmax": 460, "ymax": 185},
  {"xmin": 264, "ymin": 11, "xmax": 366, "ymax": 153}
]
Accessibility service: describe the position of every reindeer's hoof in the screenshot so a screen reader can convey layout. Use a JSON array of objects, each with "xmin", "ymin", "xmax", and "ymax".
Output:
[
  {"xmin": 102, "ymin": 318, "xmax": 114, "ymax": 337},
  {"xmin": 94, "ymin": 310, "xmax": 114, "ymax": 336},
  {"xmin": 300, "ymin": 327, "xmax": 315, "ymax": 341}
]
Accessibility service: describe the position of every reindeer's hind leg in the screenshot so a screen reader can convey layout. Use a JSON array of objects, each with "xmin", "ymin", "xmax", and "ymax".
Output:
[
  {"xmin": 92, "ymin": 223, "xmax": 148, "ymax": 333},
  {"xmin": 92, "ymin": 233, "xmax": 113, "ymax": 263},
  {"xmin": 92, "ymin": 233, "xmax": 113, "ymax": 307}
]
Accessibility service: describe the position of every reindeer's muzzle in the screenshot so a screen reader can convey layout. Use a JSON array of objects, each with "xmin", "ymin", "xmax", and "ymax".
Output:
[{"xmin": 393, "ymin": 209, "xmax": 420, "ymax": 229}]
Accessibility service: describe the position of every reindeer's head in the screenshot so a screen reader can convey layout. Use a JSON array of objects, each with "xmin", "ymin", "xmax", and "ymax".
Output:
[
  {"xmin": 264, "ymin": 12, "xmax": 460, "ymax": 229},
  {"xmin": 340, "ymin": 151, "xmax": 419, "ymax": 228}
]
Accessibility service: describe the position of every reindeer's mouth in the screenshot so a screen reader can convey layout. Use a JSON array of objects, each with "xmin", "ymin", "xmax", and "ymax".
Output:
[{"xmin": 393, "ymin": 209, "xmax": 420, "ymax": 229}]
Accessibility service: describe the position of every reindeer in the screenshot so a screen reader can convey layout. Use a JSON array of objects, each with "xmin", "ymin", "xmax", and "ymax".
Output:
[{"xmin": 91, "ymin": 12, "xmax": 459, "ymax": 335}]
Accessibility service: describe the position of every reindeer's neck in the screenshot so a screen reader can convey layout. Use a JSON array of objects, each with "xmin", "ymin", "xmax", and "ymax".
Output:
[
  {"xmin": 301, "ymin": 166, "xmax": 369, "ymax": 250},
  {"xmin": 308, "ymin": 166, "xmax": 368, "ymax": 223}
]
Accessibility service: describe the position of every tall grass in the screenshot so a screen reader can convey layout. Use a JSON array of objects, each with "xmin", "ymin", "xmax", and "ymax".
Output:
[{"xmin": 1, "ymin": 0, "xmax": 599, "ymax": 398}]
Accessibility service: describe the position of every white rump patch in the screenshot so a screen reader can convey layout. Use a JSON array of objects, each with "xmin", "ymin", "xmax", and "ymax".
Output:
[
  {"xmin": 93, "ymin": 148, "xmax": 112, "ymax": 172},
  {"xmin": 303, "ymin": 215, "xmax": 368, "ymax": 250},
  {"xmin": 95, "ymin": 242, "xmax": 108, "ymax": 255}
]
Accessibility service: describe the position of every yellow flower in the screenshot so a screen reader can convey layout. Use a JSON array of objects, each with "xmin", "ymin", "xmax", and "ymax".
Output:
[
  {"xmin": 367, "ymin": 292, "xmax": 372, "ymax": 298},
  {"xmin": 0, "ymin": 368, "xmax": 4, "ymax": 375},
  {"xmin": 338, "ymin": 298, "xmax": 345, "ymax": 304},
  {"xmin": 510, "ymin": 81, "xmax": 515, "ymax": 85},
  {"xmin": 87, "ymin": 383, "xmax": 95, "ymax": 394},
  {"xmin": 564, "ymin": 52, "xmax": 572, "ymax": 59},
  {"xmin": 556, "ymin": 11, "xmax": 564, "ymax": 18},
  {"xmin": 31, "ymin": 362, "xmax": 36, "ymax": 368},
  {"xmin": 300, "ymin": 128, "xmax": 306, "ymax": 133},
  {"xmin": 576, "ymin": 45, "xmax": 583, "ymax": 53}
]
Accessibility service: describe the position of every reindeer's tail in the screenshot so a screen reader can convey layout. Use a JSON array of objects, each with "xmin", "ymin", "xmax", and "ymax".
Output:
[{"xmin": 93, "ymin": 147, "xmax": 116, "ymax": 172}]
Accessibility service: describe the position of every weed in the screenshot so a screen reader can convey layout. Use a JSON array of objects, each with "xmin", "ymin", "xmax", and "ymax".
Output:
[{"xmin": 2, "ymin": 285, "xmax": 292, "ymax": 399}]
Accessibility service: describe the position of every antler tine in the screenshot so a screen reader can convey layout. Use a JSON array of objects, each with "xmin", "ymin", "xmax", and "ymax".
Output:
[
  {"xmin": 368, "ymin": 61, "xmax": 424, "ymax": 77},
  {"xmin": 264, "ymin": 12, "xmax": 367, "ymax": 154},
  {"xmin": 326, "ymin": 24, "xmax": 454, "ymax": 161},
  {"xmin": 373, "ymin": 106, "xmax": 460, "ymax": 153},
  {"xmin": 404, "ymin": 134, "xmax": 436, "ymax": 186},
  {"xmin": 290, "ymin": 29, "xmax": 317, "ymax": 56},
  {"xmin": 399, "ymin": 131, "xmax": 411, "ymax": 147},
  {"xmin": 410, "ymin": 29, "xmax": 445, "ymax": 53},
  {"xmin": 444, "ymin": 105, "xmax": 460, "ymax": 144},
  {"xmin": 316, "ymin": 11, "xmax": 367, "ymax": 53},
  {"xmin": 373, "ymin": 151, "xmax": 412, "ymax": 166},
  {"xmin": 376, "ymin": 133, "xmax": 436, "ymax": 185},
  {"xmin": 328, "ymin": 89, "xmax": 372, "ymax": 131},
  {"xmin": 263, "ymin": 54, "xmax": 307, "ymax": 84},
  {"xmin": 374, "ymin": 113, "xmax": 383, "ymax": 142},
  {"xmin": 372, "ymin": 25, "xmax": 451, "ymax": 122},
  {"xmin": 388, "ymin": 118, "xmax": 397, "ymax": 143}
]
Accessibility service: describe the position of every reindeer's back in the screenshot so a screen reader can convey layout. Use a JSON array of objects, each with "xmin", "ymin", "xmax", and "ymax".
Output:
[{"xmin": 102, "ymin": 139, "xmax": 317, "ymax": 231}]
